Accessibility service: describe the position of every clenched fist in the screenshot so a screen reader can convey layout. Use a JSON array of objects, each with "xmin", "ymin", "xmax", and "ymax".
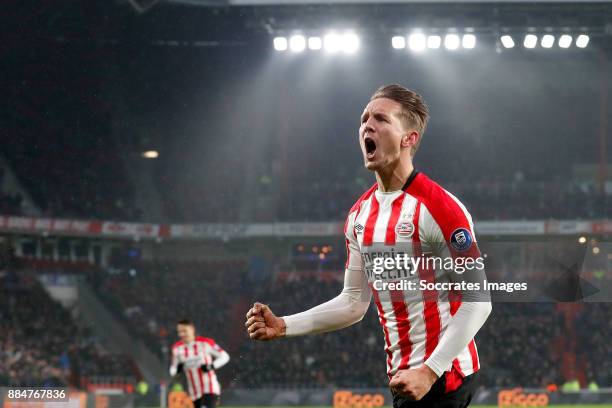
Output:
[
  {"xmin": 389, "ymin": 365, "xmax": 438, "ymax": 401},
  {"xmin": 245, "ymin": 302, "xmax": 286, "ymax": 341}
]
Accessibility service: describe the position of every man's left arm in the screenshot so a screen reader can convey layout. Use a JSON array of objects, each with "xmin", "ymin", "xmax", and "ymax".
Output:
[
  {"xmin": 421, "ymin": 205, "xmax": 492, "ymax": 378},
  {"xmin": 207, "ymin": 340, "xmax": 230, "ymax": 370},
  {"xmin": 390, "ymin": 204, "xmax": 492, "ymax": 400}
]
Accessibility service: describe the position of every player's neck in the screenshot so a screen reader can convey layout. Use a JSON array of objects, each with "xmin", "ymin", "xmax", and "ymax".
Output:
[{"xmin": 375, "ymin": 162, "xmax": 414, "ymax": 192}]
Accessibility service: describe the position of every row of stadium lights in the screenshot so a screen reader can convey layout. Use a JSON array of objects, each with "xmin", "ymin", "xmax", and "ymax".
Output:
[
  {"xmin": 500, "ymin": 34, "xmax": 590, "ymax": 49},
  {"xmin": 392, "ymin": 34, "xmax": 475, "ymax": 50},
  {"xmin": 273, "ymin": 32, "xmax": 590, "ymax": 53},
  {"xmin": 273, "ymin": 33, "xmax": 360, "ymax": 53}
]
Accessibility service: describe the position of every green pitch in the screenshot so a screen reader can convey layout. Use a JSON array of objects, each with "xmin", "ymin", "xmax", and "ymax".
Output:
[{"xmin": 220, "ymin": 405, "xmax": 612, "ymax": 408}]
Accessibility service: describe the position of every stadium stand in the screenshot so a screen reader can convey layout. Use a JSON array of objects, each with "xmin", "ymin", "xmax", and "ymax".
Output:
[
  {"xmin": 1, "ymin": 139, "xmax": 610, "ymax": 223},
  {"xmin": 85, "ymin": 258, "xmax": 612, "ymax": 389},
  {"xmin": 0, "ymin": 265, "xmax": 139, "ymax": 387}
]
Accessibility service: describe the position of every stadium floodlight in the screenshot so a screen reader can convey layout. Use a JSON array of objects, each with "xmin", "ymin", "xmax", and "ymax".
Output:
[
  {"xmin": 462, "ymin": 34, "xmax": 476, "ymax": 49},
  {"xmin": 391, "ymin": 36, "xmax": 406, "ymax": 49},
  {"xmin": 289, "ymin": 35, "xmax": 306, "ymax": 53},
  {"xmin": 558, "ymin": 34, "xmax": 572, "ymax": 48},
  {"xmin": 273, "ymin": 37, "xmax": 288, "ymax": 51},
  {"xmin": 541, "ymin": 34, "xmax": 555, "ymax": 49},
  {"xmin": 444, "ymin": 34, "xmax": 460, "ymax": 50},
  {"xmin": 523, "ymin": 34, "xmax": 538, "ymax": 49},
  {"xmin": 427, "ymin": 35, "xmax": 441, "ymax": 49},
  {"xmin": 308, "ymin": 36, "xmax": 322, "ymax": 50},
  {"xmin": 142, "ymin": 150, "xmax": 159, "ymax": 159},
  {"xmin": 341, "ymin": 32, "xmax": 359, "ymax": 53},
  {"xmin": 500, "ymin": 35, "xmax": 515, "ymax": 49},
  {"xmin": 575, "ymin": 34, "xmax": 589, "ymax": 48},
  {"xmin": 408, "ymin": 33, "xmax": 426, "ymax": 51},
  {"xmin": 323, "ymin": 33, "xmax": 341, "ymax": 53}
]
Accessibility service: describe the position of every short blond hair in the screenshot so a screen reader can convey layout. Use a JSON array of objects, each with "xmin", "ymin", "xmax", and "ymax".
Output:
[{"xmin": 370, "ymin": 84, "xmax": 429, "ymax": 155}]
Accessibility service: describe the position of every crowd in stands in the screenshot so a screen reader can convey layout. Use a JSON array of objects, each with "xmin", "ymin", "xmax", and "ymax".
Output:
[
  {"xmin": 90, "ymin": 255, "xmax": 612, "ymax": 390},
  {"xmin": 476, "ymin": 303, "xmax": 565, "ymax": 388},
  {"xmin": 576, "ymin": 302, "xmax": 612, "ymax": 387},
  {"xmin": 278, "ymin": 178, "xmax": 611, "ymax": 222},
  {"xmin": 2, "ymin": 142, "xmax": 610, "ymax": 223},
  {"xmin": 7, "ymin": 67, "xmax": 140, "ymax": 222},
  {"xmin": 93, "ymin": 260, "xmax": 249, "ymax": 373},
  {"xmin": 4, "ymin": 135, "xmax": 139, "ymax": 221},
  {"xmin": 0, "ymin": 263, "xmax": 138, "ymax": 387}
]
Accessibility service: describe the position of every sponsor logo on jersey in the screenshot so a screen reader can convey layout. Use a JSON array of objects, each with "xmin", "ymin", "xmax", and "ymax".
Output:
[
  {"xmin": 395, "ymin": 221, "xmax": 414, "ymax": 237},
  {"xmin": 450, "ymin": 228, "xmax": 473, "ymax": 251}
]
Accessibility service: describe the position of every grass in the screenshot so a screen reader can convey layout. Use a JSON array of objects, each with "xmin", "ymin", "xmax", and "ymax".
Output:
[{"xmin": 218, "ymin": 406, "xmax": 612, "ymax": 408}]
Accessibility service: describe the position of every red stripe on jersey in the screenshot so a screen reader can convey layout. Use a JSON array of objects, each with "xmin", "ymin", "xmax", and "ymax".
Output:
[
  {"xmin": 348, "ymin": 183, "xmax": 378, "ymax": 214},
  {"xmin": 412, "ymin": 202, "xmax": 421, "ymax": 241},
  {"xmin": 183, "ymin": 345, "xmax": 188, "ymax": 358},
  {"xmin": 468, "ymin": 339, "xmax": 479, "ymax": 372},
  {"xmin": 390, "ymin": 289, "xmax": 412, "ymax": 370},
  {"xmin": 344, "ymin": 239, "xmax": 351, "ymax": 269},
  {"xmin": 371, "ymin": 285, "xmax": 393, "ymax": 377},
  {"xmin": 453, "ymin": 358, "xmax": 465, "ymax": 377},
  {"xmin": 412, "ymin": 202, "xmax": 442, "ymax": 361},
  {"xmin": 363, "ymin": 194, "xmax": 380, "ymax": 246},
  {"xmin": 187, "ymin": 369, "xmax": 197, "ymax": 398},
  {"xmin": 387, "ymin": 195, "xmax": 411, "ymax": 368},
  {"xmin": 194, "ymin": 344, "xmax": 205, "ymax": 395},
  {"xmin": 444, "ymin": 365, "xmax": 464, "ymax": 393},
  {"xmin": 385, "ymin": 193, "xmax": 406, "ymax": 246},
  {"xmin": 343, "ymin": 217, "xmax": 352, "ymax": 269}
]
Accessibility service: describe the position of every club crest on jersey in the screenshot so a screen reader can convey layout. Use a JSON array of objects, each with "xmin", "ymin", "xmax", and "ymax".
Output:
[
  {"xmin": 450, "ymin": 228, "xmax": 473, "ymax": 252},
  {"xmin": 396, "ymin": 221, "xmax": 414, "ymax": 237}
]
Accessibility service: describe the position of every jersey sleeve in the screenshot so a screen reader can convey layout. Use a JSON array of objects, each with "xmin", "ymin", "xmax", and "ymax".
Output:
[
  {"xmin": 169, "ymin": 345, "xmax": 180, "ymax": 376},
  {"xmin": 419, "ymin": 195, "xmax": 480, "ymax": 260},
  {"xmin": 206, "ymin": 339, "xmax": 230, "ymax": 370},
  {"xmin": 418, "ymin": 195, "xmax": 492, "ymax": 377},
  {"xmin": 344, "ymin": 209, "xmax": 363, "ymax": 273}
]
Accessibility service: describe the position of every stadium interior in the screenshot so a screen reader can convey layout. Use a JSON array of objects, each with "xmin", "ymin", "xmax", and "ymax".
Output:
[{"xmin": 2, "ymin": 0, "xmax": 611, "ymax": 407}]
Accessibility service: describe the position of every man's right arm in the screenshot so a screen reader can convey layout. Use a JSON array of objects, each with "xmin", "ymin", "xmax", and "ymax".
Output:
[
  {"xmin": 169, "ymin": 347, "xmax": 180, "ymax": 376},
  {"xmin": 246, "ymin": 211, "xmax": 371, "ymax": 339}
]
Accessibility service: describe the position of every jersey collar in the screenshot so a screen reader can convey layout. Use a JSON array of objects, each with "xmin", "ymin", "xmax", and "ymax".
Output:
[{"xmin": 401, "ymin": 168, "xmax": 419, "ymax": 191}]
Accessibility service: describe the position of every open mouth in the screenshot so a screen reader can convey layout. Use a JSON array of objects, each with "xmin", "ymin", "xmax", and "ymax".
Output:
[{"xmin": 364, "ymin": 137, "xmax": 377, "ymax": 159}]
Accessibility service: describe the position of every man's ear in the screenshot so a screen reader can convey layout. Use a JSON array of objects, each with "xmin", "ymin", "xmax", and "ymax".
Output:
[{"xmin": 401, "ymin": 131, "xmax": 419, "ymax": 149}]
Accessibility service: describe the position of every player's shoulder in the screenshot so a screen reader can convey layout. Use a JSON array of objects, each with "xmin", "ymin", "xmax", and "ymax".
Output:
[
  {"xmin": 172, "ymin": 340, "xmax": 184, "ymax": 350},
  {"xmin": 407, "ymin": 172, "xmax": 473, "ymax": 229},
  {"xmin": 409, "ymin": 173, "xmax": 468, "ymax": 210},
  {"xmin": 196, "ymin": 336, "xmax": 215, "ymax": 345},
  {"xmin": 347, "ymin": 182, "xmax": 377, "ymax": 216}
]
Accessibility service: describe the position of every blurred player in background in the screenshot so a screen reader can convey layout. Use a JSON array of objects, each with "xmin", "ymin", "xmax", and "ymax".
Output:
[
  {"xmin": 246, "ymin": 84, "xmax": 492, "ymax": 408},
  {"xmin": 170, "ymin": 319, "xmax": 230, "ymax": 408}
]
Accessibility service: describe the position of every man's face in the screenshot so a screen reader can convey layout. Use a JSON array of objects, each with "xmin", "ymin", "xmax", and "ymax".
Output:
[
  {"xmin": 177, "ymin": 324, "xmax": 195, "ymax": 342},
  {"xmin": 359, "ymin": 97, "xmax": 409, "ymax": 172}
]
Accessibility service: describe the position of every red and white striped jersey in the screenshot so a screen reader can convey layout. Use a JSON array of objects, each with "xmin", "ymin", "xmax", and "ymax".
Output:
[
  {"xmin": 170, "ymin": 336, "xmax": 226, "ymax": 398},
  {"xmin": 345, "ymin": 171, "xmax": 482, "ymax": 381}
]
